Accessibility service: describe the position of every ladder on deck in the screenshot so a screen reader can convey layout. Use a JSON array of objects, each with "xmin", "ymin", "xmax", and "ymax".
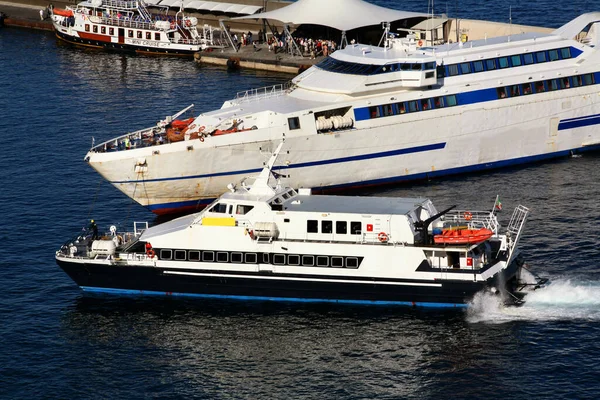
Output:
[{"xmin": 505, "ymin": 205, "xmax": 530, "ymax": 264}]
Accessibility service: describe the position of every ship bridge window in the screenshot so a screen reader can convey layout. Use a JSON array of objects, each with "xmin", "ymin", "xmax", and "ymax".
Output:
[
  {"xmin": 236, "ymin": 205, "xmax": 254, "ymax": 215},
  {"xmin": 411, "ymin": 64, "xmax": 421, "ymax": 71},
  {"xmin": 447, "ymin": 64, "xmax": 459, "ymax": 76},
  {"xmin": 209, "ymin": 203, "xmax": 228, "ymax": 213},
  {"xmin": 523, "ymin": 53, "xmax": 534, "ymax": 65},
  {"xmin": 336, "ymin": 221, "xmax": 347, "ymax": 234},
  {"xmin": 288, "ymin": 117, "xmax": 301, "ymax": 130},
  {"xmin": 307, "ymin": 220, "xmax": 318, "ymax": 233},
  {"xmin": 424, "ymin": 62, "xmax": 436, "ymax": 70},
  {"xmin": 350, "ymin": 221, "xmax": 362, "ymax": 235},
  {"xmin": 400, "ymin": 63, "xmax": 411, "ymax": 71}
]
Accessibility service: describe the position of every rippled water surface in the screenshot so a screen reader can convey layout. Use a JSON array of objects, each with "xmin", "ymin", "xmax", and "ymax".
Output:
[{"xmin": 2, "ymin": 6, "xmax": 600, "ymax": 398}]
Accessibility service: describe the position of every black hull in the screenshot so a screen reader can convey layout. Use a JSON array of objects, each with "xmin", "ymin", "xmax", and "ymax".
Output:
[
  {"xmin": 55, "ymin": 30, "xmax": 197, "ymax": 57},
  {"xmin": 56, "ymin": 259, "xmax": 521, "ymax": 307}
]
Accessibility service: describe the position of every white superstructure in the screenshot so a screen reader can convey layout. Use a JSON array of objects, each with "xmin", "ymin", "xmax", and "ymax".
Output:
[{"xmin": 86, "ymin": 13, "xmax": 600, "ymax": 214}]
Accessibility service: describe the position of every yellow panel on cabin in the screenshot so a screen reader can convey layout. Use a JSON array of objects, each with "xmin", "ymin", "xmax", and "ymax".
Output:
[{"xmin": 201, "ymin": 217, "xmax": 236, "ymax": 227}]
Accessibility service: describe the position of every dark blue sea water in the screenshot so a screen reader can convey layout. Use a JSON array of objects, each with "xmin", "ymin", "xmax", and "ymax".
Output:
[{"xmin": 2, "ymin": 3, "xmax": 600, "ymax": 397}]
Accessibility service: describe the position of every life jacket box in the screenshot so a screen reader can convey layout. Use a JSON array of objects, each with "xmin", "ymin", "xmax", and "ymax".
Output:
[
  {"xmin": 253, "ymin": 222, "xmax": 279, "ymax": 238},
  {"xmin": 90, "ymin": 239, "xmax": 116, "ymax": 257}
]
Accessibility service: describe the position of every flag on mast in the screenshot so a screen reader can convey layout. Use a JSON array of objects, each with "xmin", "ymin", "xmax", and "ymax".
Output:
[{"xmin": 494, "ymin": 195, "xmax": 502, "ymax": 212}]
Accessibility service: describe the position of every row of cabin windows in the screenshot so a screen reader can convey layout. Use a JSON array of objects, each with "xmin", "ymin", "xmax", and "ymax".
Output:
[
  {"xmin": 209, "ymin": 203, "xmax": 254, "ymax": 215},
  {"xmin": 496, "ymin": 73, "xmax": 596, "ymax": 99},
  {"xmin": 317, "ymin": 57, "xmax": 436, "ymax": 76},
  {"xmin": 84, "ymin": 24, "xmax": 161, "ymax": 40},
  {"xmin": 368, "ymin": 94, "xmax": 458, "ymax": 119},
  {"xmin": 307, "ymin": 220, "xmax": 362, "ymax": 235},
  {"xmin": 439, "ymin": 47, "xmax": 574, "ymax": 78},
  {"xmin": 158, "ymin": 248, "xmax": 360, "ymax": 268}
]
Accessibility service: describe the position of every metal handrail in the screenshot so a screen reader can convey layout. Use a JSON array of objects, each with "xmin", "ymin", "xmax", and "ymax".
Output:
[{"xmin": 234, "ymin": 82, "xmax": 293, "ymax": 103}]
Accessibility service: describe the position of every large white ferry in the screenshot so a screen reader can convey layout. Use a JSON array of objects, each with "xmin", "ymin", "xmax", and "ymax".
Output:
[
  {"xmin": 86, "ymin": 13, "xmax": 600, "ymax": 214},
  {"xmin": 50, "ymin": 0, "xmax": 215, "ymax": 55},
  {"xmin": 57, "ymin": 144, "xmax": 546, "ymax": 307}
]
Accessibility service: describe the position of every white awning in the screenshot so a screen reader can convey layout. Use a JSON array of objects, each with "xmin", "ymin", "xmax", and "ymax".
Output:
[
  {"xmin": 166, "ymin": 0, "xmax": 262, "ymax": 15},
  {"xmin": 232, "ymin": 0, "xmax": 427, "ymax": 32},
  {"xmin": 411, "ymin": 17, "xmax": 448, "ymax": 30}
]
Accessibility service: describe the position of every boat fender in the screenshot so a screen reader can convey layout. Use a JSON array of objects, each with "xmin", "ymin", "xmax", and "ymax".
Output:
[
  {"xmin": 248, "ymin": 230, "xmax": 254, "ymax": 240},
  {"xmin": 378, "ymin": 232, "xmax": 388, "ymax": 243},
  {"xmin": 146, "ymin": 249, "xmax": 156, "ymax": 258},
  {"xmin": 418, "ymin": 40, "xmax": 423, "ymax": 46},
  {"xmin": 464, "ymin": 211, "xmax": 473, "ymax": 221}
]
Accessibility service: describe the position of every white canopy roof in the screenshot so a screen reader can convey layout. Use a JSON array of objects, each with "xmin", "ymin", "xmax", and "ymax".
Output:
[
  {"xmin": 148, "ymin": 0, "xmax": 263, "ymax": 15},
  {"xmin": 232, "ymin": 0, "xmax": 427, "ymax": 32}
]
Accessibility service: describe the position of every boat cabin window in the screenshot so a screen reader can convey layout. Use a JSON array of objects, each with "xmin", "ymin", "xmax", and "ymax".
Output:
[
  {"xmin": 511, "ymin": 55, "xmax": 522, "ymax": 67},
  {"xmin": 498, "ymin": 57, "xmax": 509, "ymax": 69},
  {"xmin": 408, "ymin": 100, "xmax": 418, "ymax": 112},
  {"xmin": 523, "ymin": 83, "xmax": 533, "ymax": 95},
  {"xmin": 523, "ymin": 53, "xmax": 534, "ymax": 65},
  {"xmin": 369, "ymin": 106, "xmax": 381, "ymax": 118},
  {"xmin": 473, "ymin": 60, "xmax": 484, "ymax": 72},
  {"xmin": 561, "ymin": 48, "xmax": 572, "ymax": 59},
  {"xmin": 236, "ymin": 205, "xmax": 254, "ymax": 215},
  {"xmin": 93, "ymin": 25, "xmax": 98, "ymax": 33},
  {"xmin": 317, "ymin": 256, "xmax": 329, "ymax": 267},
  {"xmin": 302, "ymin": 255, "xmax": 314, "ymax": 266},
  {"xmin": 101, "ymin": 26, "xmax": 106, "ymax": 34},
  {"xmin": 128, "ymin": 30, "xmax": 134, "ymax": 38},
  {"xmin": 447, "ymin": 64, "xmax": 459, "ymax": 76},
  {"xmin": 346, "ymin": 257, "xmax": 359, "ymax": 269},
  {"xmin": 273, "ymin": 254, "xmax": 285, "ymax": 265},
  {"xmin": 202, "ymin": 251, "xmax": 215, "ymax": 262},
  {"xmin": 331, "ymin": 257, "xmax": 344, "ymax": 267},
  {"xmin": 209, "ymin": 203, "xmax": 228, "ymax": 213},
  {"xmin": 350, "ymin": 221, "xmax": 362, "ymax": 234},
  {"xmin": 485, "ymin": 59, "xmax": 496, "ymax": 70},
  {"xmin": 160, "ymin": 249, "xmax": 172, "ymax": 260},
  {"xmin": 155, "ymin": 32, "xmax": 160, "ymax": 40},
  {"xmin": 231, "ymin": 252, "xmax": 242, "ymax": 263},
  {"xmin": 288, "ymin": 255, "xmax": 300, "ymax": 265},
  {"xmin": 307, "ymin": 220, "xmax": 318, "ymax": 233},
  {"xmin": 459, "ymin": 62, "xmax": 471, "ymax": 74},
  {"xmin": 245, "ymin": 253, "xmax": 257, "ymax": 263},
  {"xmin": 535, "ymin": 81, "xmax": 546, "ymax": 92},
  {"xmin": 137, "ymin": 31, "xmax": 142, "ymax": 39},
  {"xmin": 85, "ymin": 24, "xmax": 90, "ymax": 32},
  {"xmin": 446, "ymin": 95, "xmax": 457, "ymax": 106},
  {"xmin": 217, "ymin": 252, "xmax": 228, "ymax": 262},
  {"xmin": 336, "ymin": 221, "xmax": 347, "ymax": 234},
  {"xmin": 322, "ymin": 220, "xmax": 332, "ymax": 234},
  {"xmin": 175, "ymin": 250, "xmax": 186, "ymax": 260},
  {"xmin": 146, "ymin": 32, "xmax": 151, "ymax": 39},
  {"xmin": 109, "ymin": 28, "xmax": 114, "ymax": 35},
  {"xmin": 288, "ymin": 117, "xmax": 301, "ymax": 130},
  {"xmin": 535, "ymin": 51, "xmax": 547, "ymax": 63},
  {"xmin": 227, "ymin": 205, "xmax": 233, "ymax": 214},
  {"xmin": 549, "ymin": 49, "xmax": 560, "ymax": 61},
  {"xmin": 189, "ymin": 251, "xmax": 200, "ymax": 261}
]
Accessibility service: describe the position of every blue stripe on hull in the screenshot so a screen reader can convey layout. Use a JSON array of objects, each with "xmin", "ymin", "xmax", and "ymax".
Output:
[
  {"xmin": 80, "ymin": 286, "xmax": 467, "ymax": 308},
  {"xmin": 558, "ymin": 115, "xmax": 600, "ymax": 130},
  {"xmin": 145, "ymin": 144, "xmax": 600, "ymax": 213}
]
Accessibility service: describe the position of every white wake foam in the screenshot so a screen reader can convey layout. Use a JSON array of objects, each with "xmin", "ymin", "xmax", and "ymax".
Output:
[{"xmin": 466, "ymin": 279, "xmax": 600, "ymax": 323}]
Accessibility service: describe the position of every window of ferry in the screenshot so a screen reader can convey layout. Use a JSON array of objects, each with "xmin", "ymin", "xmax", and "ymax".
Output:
[
  {"xmin": 523, "ymin": 53, "xmax": 534, "ymax": 65},
  {"xmin": 561, "ymin": 47, "xmax": 572, "ymax": 59},
  {"xmin": 331, "ymin": 257, "xmax": 344, "ymax": 267},
  {"xmin": 236, "ymin": 205, "xmax": 254, "ymax": 215},
  {"xmin": 473, "ymin": 60, "xmax": 484, "ymax": 73},
  {"xmin": 189, "ymin": 251, "xmax": 200, "ymax": 261},
  {"xmin": 421, "ymin": 98, "xmax": 432, "ymax": 110},
  {"xmin": 485, "ymin": 59, "xmax": 496, "ymax": 70},
  {"xmin": 155, "ymin": 32, "xmax": 160, "ymax": 40},
  {"xmin": 231, "ymin": 252, "xmax": 242, "ymax": 263},
  {"xmin": 336, "ymin": 221, "xmax": 347, "ymax": 234},
  {"xmin": 548, "ymin": 79, "xmax": 559, "ymax": 91},
  {"xmin": 383, "ymin": 104, "xmax": 395, "ymax": 116},
  {"xmin": 146, "ymin": 32, "xmax": 151, "ymax": 39},
  {"xmin": 101, "ymin": 26, "xmax": 106, "ymax": 34},
  {"xmin": 511, "ymin": 55, "xmax": 522, "ymax": 67},
  {"xmin": 288, "ymin": 116, "xmax": 301, "ymax": 130},
  {"xmin": 128, "ymin": 30, "xmax": 133, "ymax": 38},
  {"xmin": 346, "ymin": 257, "xmax": 359, "ymax": 268},
  {"xmin": 160, "ymin": 249, "xmax": 172, "ymax": 260},
  {"xmin": 288, "ymin": 254, "xmax": 300, "ymax": 265},
  {"xmin": 245, "ymin": 253, "xmax": 257, "ymax": 263},
  {"xmin": 209, "ymin": 203, "xmax": 228, "ymax": 213},
  {"xmin": 509, "ymin": 85, "xmax": 520, "ymax": 97},
  {"xmin": 434, "ymin": 97, "xmax": 444, "ymax": 108},
  {"xmin": 534, "ymin": 81, "xmax": 546, "ymax": 92},
  {"xmin": 137, "ymin": 31, "xmax": 142, "ymax": 39},
  {"xmin": 273, "ymin": 254, "xmax": 285, "ymax": 265},
  {"xmin": 307, "ymin": 220, "xmax": 318, "ymax": 233},
  {"xmin": 460, "ymin": 62, "xmax": 471, "ymax": 74},
  {"xmin": 109, "ymin": 28, "xmax": 114, "ymax": 35},
  {"xmin": 85, "ymin": 24, "xmax": 90, "ymax": 32},
  {"xmin": 535, "ymin": 51, "xmax": 547, "ymax": 63},
  {"xmin": 498, "ymin": 57, "xmax": 509, "ymax": 69},
  {"xmin": 369, "ymin": 106, "xmax": 381, "ymax": 119},
  {"xmin": 583, "ymin": 73, "xmax": 595, "ymax": 85},
  {"xmin": 561, "ymin": 77, "xmax": 571, "ymax": 89},
  {"xmin": 408, "ymin": 100, "xmax": 418, "ymax": 112},
  {"xmin": 523, "ymin": 83, "xmax": 533, "ymax": 95},
  {"xmin": 447, "ymin": 64, "xmax": 459, "ymax": 76},
  {"xmin": 202, "ymin": 251, "xmax": 214, "ymax": 262},
  {"xmin": 445, "ymin": 95, "xmax": 457, "ymax": 106},
  {"xmin": 548, "ymin": 49, "xmax": 559, "ymax": 61},
  {"xmin": 175, "ymin": 250, "xmax": 186, "ymax": 261},
  {"xmin": 572, "ymin": 75, "xmax": 583, "ymax": 87},
  {"xmin": 397, "ymin": 102, "xmax": 407, "ymax": 114},
  {"xmin": 322, "ymin": 220, "xmax": 332, "ymax": 234},
  {"xmin": 411, "ymin": 64, "xmax": 421, "ymax": 71},
  {"xmin": 497, "ymin": 87, "xmax": 507, "ymax": 99},
  {"xmin": 317, "ymin": 256, "xmax": 329, "ymax": 267},
  {"xmin": 93, "ymin": 25, "xmax": 98, "ymax": 33},
  {"xmin": 400, "ymin": 63, "xmax": 411, "ymax": 71},
  {"xmin": 350, "ymin": 221, "xmax": 362, "ymax": 234},
  {"xmin": 302, "ymin": 255, "xmax": 314, "ymax": 266},
  {"xmin": 424, "ymin": 62, "xmax": 435, "ymax": 70},
  {"xmin": 436, "ymin": 65, "xmax": 446, "ymax": 78},
  {"xmin": 217, "ymin": 252, "xmax": 228, "ymax": 262}
]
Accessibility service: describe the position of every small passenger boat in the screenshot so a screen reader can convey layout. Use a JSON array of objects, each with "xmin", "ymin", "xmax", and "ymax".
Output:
[{"xmin": 56, "ymin": 143, "xmax": 547, "ymax": 307}]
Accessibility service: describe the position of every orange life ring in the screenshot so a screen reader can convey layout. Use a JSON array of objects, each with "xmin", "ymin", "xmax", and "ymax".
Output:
[
  {"xmin": 464, "ymin": 211, "xmax": 473, "ymax": 221},
  {"xmin": 417, "ymin": 40, "xmax": 423, "ymax": 46},
  {"xmin": 189, "ymin": 124, "xmax": 196, "ymax": 130},
  {"xmin": 146, "ymin": 249, "xmax": 156, "ymax": 258},
  {"xmin": 199, "ymin": 125, "xmax": 205, "ymax": 131},
  {"xmin": 378, "ymin": 232, "xmax": 388, "ymax": 243}
]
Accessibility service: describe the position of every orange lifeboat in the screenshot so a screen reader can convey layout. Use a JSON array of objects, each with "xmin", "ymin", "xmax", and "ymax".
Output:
[
  {"xmin": 434, "ymin": 228, "xmax": 493, "ymax": 245},
  {"xmin": 166, "ymin": 127, "xmax": 185, "ymax": 142},
  {"xmin": 171, "ymin": 118, "xmax": 194, "ymax": 130},
  {"xmin": 53, "ymin": 8, "xmax": 74, "ymax": 17}
]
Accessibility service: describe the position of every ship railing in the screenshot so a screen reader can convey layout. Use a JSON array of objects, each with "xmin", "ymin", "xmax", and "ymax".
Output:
[
  {"xmin": 234, "ymin": 82, "xmax": 293, "ymax": 103},
  {"xmin": 101, "ymin": 0, "xmax": 139, "ymax": 10},
  {"xmin": 442, "ymin": 210, "xmax": 500, "ymax": 234},
  {"xmin": 104, "ymin": 16, "xmax": 155, "ymax": 29}
]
